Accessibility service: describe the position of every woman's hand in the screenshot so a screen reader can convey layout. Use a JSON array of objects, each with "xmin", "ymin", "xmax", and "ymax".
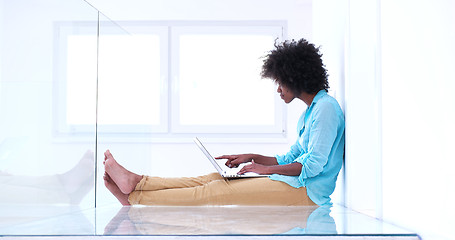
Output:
[
  {"xmin": 237, "ymin": 160, "xmax": 270, "ymax": 175},
  {"xmin": 215, "ymin": 154, "xmax": 253, "ymax": 168}
]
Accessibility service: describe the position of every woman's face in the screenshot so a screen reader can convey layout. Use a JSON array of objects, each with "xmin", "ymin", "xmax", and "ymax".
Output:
[{"xmin": 277, "ymin": 83, "xmax": 296, "ymax": 104}]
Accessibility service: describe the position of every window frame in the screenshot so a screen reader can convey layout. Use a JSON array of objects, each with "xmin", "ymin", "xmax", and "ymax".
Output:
[{"xmin": 54, "ymin": 20, "xmax": 288, "ymax": 141}]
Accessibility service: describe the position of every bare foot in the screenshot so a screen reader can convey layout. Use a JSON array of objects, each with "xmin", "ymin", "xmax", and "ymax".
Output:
[
  {"xmin": 103, "ymin": 150, "xmax": 142, "ymax": 194},
  {"xmin": 104, "ymin": 172, "xmax": 131, "ymax": 206}
]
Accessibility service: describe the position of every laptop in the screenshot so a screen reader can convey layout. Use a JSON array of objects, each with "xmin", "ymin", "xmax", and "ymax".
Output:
[{"xmin": 193, "ymin": 137, "xmax": 270, "ymax": 178}]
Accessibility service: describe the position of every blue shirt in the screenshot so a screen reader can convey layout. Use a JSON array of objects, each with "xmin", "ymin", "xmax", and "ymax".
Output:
[{"xmin": 269, "ymin": 90, "xmax": 345, "ymax": 206}]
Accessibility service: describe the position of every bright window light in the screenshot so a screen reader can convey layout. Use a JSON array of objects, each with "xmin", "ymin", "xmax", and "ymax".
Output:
[
  {"xmin": 178, "ymin": 34, "xmax": 277, "ymax": 126},
  {"xmin": 66, "ymin": 35, "xmax": 97, "ymax": 125},
  {"xmin": 59, "ymin": 22, "xmax": 285, "ymax": 137},
  {"xmin": 97, "ymin": 34, "xmax": 161, "ymax": 125}
]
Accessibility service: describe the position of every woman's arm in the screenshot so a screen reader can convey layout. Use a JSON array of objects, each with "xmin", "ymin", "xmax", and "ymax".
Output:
[
  {"xmin": 216, "ymin": 154, "xmax": 278, "ymax": 168},
  {"xmin": 237, "ymin": 161, "xmax": 302, "ymax": 176}
]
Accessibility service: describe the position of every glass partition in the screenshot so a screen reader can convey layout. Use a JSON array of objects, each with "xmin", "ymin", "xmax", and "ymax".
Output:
[{"xmin": 0, "ymin": 0, "xmax": 98, "ymax": 208}]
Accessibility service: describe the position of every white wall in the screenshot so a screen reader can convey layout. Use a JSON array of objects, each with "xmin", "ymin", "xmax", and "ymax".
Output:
[
  {"xmin": 344, "ymin": 0, "xmax": 383, "ymax": 217},
  {"xmin": 381, "ymin": 1, "xmax": 455, "ymax": 239},
  {"xmin": 342, "ymin": 0, "xmax": 455, "ymax": 239},
  {"xmin": 314, "ymin": 0, "xmax": 383, "ymax": 214}
]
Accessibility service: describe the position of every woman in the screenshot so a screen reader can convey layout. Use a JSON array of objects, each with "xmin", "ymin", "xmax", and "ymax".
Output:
[{"xmin": 103, "ymin": 38, "xmax": 345, "ymax": 206}]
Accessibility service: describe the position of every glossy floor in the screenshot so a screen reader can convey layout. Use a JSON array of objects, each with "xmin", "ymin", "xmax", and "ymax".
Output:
[{"xmin": 0, "ymin": 204, "xmax": 419, "ymax": 239}]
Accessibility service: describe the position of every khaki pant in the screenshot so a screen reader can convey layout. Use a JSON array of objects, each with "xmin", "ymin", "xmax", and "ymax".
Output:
[{"xmin": 128, "ymin": 173, "xmax": 316, "ymax": 206}]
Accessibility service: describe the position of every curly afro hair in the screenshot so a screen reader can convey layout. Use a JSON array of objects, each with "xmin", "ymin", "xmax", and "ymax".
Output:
[{"xmin": 261, "ymin": 38, "xmax": 329, "ymax": 95}]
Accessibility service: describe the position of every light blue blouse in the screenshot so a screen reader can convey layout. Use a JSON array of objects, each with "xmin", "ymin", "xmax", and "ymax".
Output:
[{"xmin": 269, "ymin": 90, "xmax": 345, "ymax": 206}]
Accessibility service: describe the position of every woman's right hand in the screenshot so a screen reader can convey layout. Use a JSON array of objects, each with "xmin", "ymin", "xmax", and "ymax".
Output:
[{"xmin": 215, "ymin": 154, "xmax": 254, "ymax": 168}]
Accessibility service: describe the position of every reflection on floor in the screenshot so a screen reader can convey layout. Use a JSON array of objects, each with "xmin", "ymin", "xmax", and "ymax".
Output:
[{"xmin": 0, "ymin": 204, "xmax": 420, "ymax": 239}]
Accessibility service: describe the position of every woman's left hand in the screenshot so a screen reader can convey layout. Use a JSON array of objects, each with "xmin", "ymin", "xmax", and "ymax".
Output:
[{"xmin": 237, "ymin": 160, "xmax": 271, "ymax": 175}]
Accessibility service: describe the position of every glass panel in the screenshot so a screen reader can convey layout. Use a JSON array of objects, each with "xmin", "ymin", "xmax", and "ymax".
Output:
[{"xmin": 0, "ymin": 0, "xmax": 97, "ymax": 210}]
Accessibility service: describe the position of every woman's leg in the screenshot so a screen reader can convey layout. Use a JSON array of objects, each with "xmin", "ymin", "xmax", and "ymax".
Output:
[
  {"xmin": 104, "ymin": 150, "xmax": 223, "ymax": 193},
  {"xmin": 129, "ymin": 177, "xmax": 316, "ymax": 206},
  {"xmin": 103, "ymin": 150, "xmax": 223, "ymax": 205},
  {"xmin": 135, "ymin": 173, "xmax": 224, "ymax": 191},
  {"xmin": 103, "ymin": 150, "xmax": 315, "ymax": 206}
]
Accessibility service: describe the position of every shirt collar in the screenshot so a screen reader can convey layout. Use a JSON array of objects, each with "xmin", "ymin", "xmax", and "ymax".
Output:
[{"xmin": 310, "ymin": 90, "xmax": 327, "ymax": 107}]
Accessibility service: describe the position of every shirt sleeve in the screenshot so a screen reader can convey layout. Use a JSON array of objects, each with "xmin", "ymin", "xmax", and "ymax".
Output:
[
  {"xmin": 295, "ymin": 101, "xmax": 340, "ymax": 181},
  {"xmin": 275, "ymin": 139, "xmax": 302, "ymax": 165}
]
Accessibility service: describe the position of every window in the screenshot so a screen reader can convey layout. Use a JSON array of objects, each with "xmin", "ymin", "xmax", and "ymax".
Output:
[
  {"xmin": 54, "ymin": 22, "xmax": 98, "ymax": 135},
  {"xmin": 97, "ymin": 26, "xmax": 169, "ymax": 133},
  {"xmin": 55, "ymin": 21, "xmax": 286, "ymax": 139},
  {"xmin": 172, "ymin": 26, "xmax": 284, "ymax": 134}
]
